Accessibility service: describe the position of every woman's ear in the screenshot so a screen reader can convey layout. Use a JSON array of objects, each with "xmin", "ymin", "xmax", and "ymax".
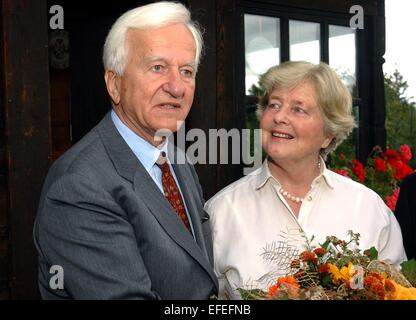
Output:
[
  {"xmin": 104, "ymin": 70, "xmax": 121, "ymax": 105},
  {"xmin": 321, "ymin": 135, "xmax": 334, "ymax": 149}
]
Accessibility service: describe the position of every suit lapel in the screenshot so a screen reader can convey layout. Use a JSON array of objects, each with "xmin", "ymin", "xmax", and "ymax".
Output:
[
  {"xmin": 96, "ymin": 112, "xmax": 138, "ymax": 183},
  {"xmin": 97, "ymin": 112, "xmax": 217, "ymax": 285},
  {"xmin": 133, "ymin": 166, "xmax": 217, "ymax": 285}
]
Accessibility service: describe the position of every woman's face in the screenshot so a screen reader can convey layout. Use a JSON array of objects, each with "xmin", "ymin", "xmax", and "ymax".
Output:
[{"xmin": 260, "ymin": 81, "xmax": 333, "ymax": 165}]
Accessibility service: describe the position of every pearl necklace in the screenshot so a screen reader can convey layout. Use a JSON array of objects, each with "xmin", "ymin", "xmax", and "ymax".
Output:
[
  {"xmin": 279, "ymin": 187, "xmax": 305, "ymax": 203},
  {"xmin": 278, "ymin": 160, "xmax": 321, "ymax": 204}
]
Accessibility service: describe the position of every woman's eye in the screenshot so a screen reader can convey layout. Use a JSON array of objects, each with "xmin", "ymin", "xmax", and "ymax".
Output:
[
  {"xmin": 293, "ymin": 106, "xmax": 305, "ymax": 113},
  {"xmin": 268, "ymin": 103, "xmax": 281, "ymax": 110}
]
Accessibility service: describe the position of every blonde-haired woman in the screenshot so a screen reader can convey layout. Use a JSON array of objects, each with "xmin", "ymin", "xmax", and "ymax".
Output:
[{"xmin": 205, "ymin": 61, "xmax": 406, "ymax": 299}]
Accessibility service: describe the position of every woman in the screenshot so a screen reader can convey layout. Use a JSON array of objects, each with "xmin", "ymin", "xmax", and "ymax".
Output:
[
  {"xmin": 395, "ymin": 172, "xmax": 416, "ymax": 260},
  {"xmin": 205, "ymin": 61, "xmax": 406, "ymax": 299}
]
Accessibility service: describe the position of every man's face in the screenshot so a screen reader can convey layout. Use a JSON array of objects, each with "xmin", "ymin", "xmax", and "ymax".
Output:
[{"xmin": 109, "ymin": 23, "xmax": 196, "ymax": 145}]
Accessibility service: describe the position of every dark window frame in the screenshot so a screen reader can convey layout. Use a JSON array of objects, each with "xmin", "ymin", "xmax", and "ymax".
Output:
[{"xmin": 237, "ymin": 2, "xmax": 364, "ymax": 173}]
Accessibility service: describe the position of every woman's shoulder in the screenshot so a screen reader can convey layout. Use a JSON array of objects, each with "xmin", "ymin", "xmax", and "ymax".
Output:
[
  {"xmin": 205, "ymin": 167, "xmax": 263, "ymax": 211},
  {"xmin": 326, "ymin": 170, "xmax": 392, "ymax": 224},
  {"xmin": 326, "ymin": 169, "xmax": 383, "ymax": 200}
]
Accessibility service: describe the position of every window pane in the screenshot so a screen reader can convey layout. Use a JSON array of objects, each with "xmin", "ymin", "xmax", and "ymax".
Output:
[
  {"xmin": 329, "ymin": 25, "xmax": 356, "ymax": 95},
  {"xmin": 244, "ymin": 14, "xmax": 280, "ymax": 95},
  {"xmin": 289, "ymin": 20, "xmax": 320, "ymax": 63},
  {"xmin": 338, "ymin": 104, "xmax": 359, "ymax": 155}
]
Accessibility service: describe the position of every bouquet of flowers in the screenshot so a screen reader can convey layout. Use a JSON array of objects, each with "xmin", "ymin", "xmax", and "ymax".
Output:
[
  {"xmin": 330, "ymin": 144, "xmax": 414, "ymax": 211},
  {"xmin": 238, "ymin": 231, "xmax": 416, "ymax": 300}
]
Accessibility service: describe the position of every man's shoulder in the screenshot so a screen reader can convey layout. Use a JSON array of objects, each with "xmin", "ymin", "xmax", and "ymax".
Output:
[{"xmin": 49, "ymin": 128, "xmax": 105, "ymax": 177}]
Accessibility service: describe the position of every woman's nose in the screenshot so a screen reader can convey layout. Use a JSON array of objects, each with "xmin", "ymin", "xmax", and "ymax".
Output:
[{"xmin": 273, "ymin": 107, "xmax": 290, "ymax": 124}]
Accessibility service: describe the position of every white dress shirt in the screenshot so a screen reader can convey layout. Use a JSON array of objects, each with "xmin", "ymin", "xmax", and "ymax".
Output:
[{"xmin": 205, "ymin": 158, "xmax": 407, "ymax": 299}]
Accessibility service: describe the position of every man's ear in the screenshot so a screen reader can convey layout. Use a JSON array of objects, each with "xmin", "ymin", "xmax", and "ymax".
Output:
[{"xmin": 104, "ymin": 70, "xmax": 121, "ymax": 105}]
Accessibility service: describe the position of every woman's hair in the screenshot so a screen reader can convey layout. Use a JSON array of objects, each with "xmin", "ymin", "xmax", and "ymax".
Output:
[
  {"xmin": 257, "ymin": 61, "xmax": 357, "ymax": 159},
  {"xmin": 103, "ymin": 1, "xmax": 203, "ymax": 75}
]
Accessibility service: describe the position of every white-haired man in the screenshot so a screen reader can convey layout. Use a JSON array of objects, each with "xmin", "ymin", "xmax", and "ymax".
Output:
[{"xmin": 34, "ymin": 1, "xmax": 218, "ymax": 299}]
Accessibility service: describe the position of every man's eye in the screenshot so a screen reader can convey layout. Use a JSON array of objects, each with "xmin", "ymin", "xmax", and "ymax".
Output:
[
  {"xmin": 152, "ymin": 65, "xmax": 164, "ymax": 72},
  {"xmin": 181, "ymin": 69, "xmax": 194, "ymax": 78}
]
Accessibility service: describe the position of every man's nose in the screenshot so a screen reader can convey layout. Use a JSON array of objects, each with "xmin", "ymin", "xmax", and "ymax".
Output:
[{"xmin": 162, "ymin": 69, "xmax": 186, "ymax": 99}]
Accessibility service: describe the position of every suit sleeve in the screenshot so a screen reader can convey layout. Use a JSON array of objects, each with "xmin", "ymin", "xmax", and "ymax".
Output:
[
  {"xmin": 35, "ymin": 173, "xmax": 160, "ymax": 299},
  {"xmin": 394, "ymin": 174, "xmax": 416, "ymax": 260}
]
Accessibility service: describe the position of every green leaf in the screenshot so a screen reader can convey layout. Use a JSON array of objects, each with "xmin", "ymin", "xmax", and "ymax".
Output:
[
  {"xmin": 321, "ymin": 274, "xmax": 333, "ymax": 288},
  {"xmin": 337, "ymin": 256, "xmax": 350, "ymax": 268},
  {"xmin": 237, "ymin": 288, "xmax": 267, "ymax": 300},
  {"xmin": 400, "ymin": 259, "xmax": 416, "ymax": 287},
  {"xmin": 363, "ymin": 247, "xmax": 378, "ymax": 261},
  {"xmin": 320, "ymin": 239, "xmax": 331, "ymax": 250}
]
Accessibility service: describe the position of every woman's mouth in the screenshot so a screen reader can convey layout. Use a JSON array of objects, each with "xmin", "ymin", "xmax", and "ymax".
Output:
[{"xmin": 271, "ymin": 131, "xmax": 294, "ymax": 139}]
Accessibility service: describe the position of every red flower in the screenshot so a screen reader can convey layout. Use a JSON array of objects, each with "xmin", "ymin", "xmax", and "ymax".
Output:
[
  {"xmin": 268, "ymin": 283, "xmax": 279, "ymax": 297},
  {"xmin": 333, "ymin": 169, "xmax": 350, "ymax": 177},
  {"xmin": 393, "ymin": 163, "xmax": 414, "ymax": 180},
  {"xmin": 373, "ymin": 158, "xmax": 387, "ymax": 172},
  {"xmin": 386, "ymin": 188, "xmax": 400, "ymax": 211},
  {"xmin": 383, "ymin": 149, "xmax": 401, "ymax": 162},
  {"xmin": 290, "ymin": 259, "xmax": 300, "ymax": 269},
  {"xmin": 313, "ymin": 247, "xmax": 327, "ymax": 257},
  {"xmin": 268, "ymin": 276, "xmax": 300, "ymax": 298},
  {"xmin": 336, "ymin": 240, "xmax": 346, "ymax": 246},
  {"xmin": 299, "ymin": 251, "xmax": 318, "ymax": 264},
  {"xmin": 363, "ymin": 274, "xmax": 385, "ymax": 300},
  {"xmin": 400, "ymin": 144, "xmax": 412, "ymax": 162},
  {"xmin": 367, "ymin": 272, "xmax": 384, "ymax": 282},
  {"xmin": 389, "ymin": 158, "xmax": 403, "ymax": 171},
  {"xmin": 332, "ymin": 145, "xmax": 414, "ymax": 211},
  {"xmin": 352, "ymin": 160, "xmax": 365, "ymax": 182},
  {"xmin": 318, "ymin": 264, "xmax": 330, "ymax": 273}
]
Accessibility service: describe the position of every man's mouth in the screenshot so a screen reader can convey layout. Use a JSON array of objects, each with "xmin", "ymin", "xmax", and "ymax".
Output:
[{"xmin": 157, "ymin": 103, "xmax": 181, "ymax": 109}]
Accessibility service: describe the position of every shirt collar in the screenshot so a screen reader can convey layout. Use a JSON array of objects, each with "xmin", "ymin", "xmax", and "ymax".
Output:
[
  {"xmin": 255, "ymin": 156, "xmax": 335, "ymax": 190},
  {"xmin": 255, "ymin": 159, "xmax": 275, "ymax": 190},
  {"xmin": 319, "ymin": 157, "xmax": 335, "ymax": 189},
  {"xmin": 111, "ymin": 110, "xmax": 168, "ymax": 173}
]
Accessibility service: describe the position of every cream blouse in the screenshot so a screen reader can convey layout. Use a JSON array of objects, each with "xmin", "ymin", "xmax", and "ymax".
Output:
[{"xmin": 205, "ymin": 159, "xmax": 407, "ymax": 299}]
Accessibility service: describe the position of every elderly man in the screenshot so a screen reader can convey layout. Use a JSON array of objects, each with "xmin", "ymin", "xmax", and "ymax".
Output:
[{"xmin": 33, "ymin": 1, "xmax": 218, "ymax": 300}]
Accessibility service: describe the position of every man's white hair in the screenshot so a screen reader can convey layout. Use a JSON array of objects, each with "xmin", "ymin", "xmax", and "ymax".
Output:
[{"xmin": 103, "ymin": 1, "xmax": 203, "ymax": 75}]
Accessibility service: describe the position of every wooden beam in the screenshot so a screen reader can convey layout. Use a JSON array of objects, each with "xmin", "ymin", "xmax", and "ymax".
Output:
[
  {"xmin": 187, "ymin": 0, "xmax": 218, "ymax": 199},
  {"xmin": 238, "ymin": 0, "xmax": 380, "ymax": 16},
  {"xmin": 0, "ymin": 0, "xmax": 11, "ymax": 300},
  {"xmin": 1, "ymin": 0, "xmax": 50, "ymax": 299}
]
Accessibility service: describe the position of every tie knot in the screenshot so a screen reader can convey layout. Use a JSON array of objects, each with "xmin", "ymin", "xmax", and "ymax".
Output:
[{"xmin": 156, "ymin": 151, "xmax": 169, "ymax": 173}]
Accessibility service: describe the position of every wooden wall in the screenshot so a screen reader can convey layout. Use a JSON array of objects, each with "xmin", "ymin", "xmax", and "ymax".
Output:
[
  {"xmin": 50, "ymin": 69, "xmax": 71, "ymax": 162},
  {"xmin": 1, "ymin": 0, "xmax": 50, "ymax": 299},
  {"xmin": 0, "ymin": 0, "xmax": 10, "ymax": 299}
]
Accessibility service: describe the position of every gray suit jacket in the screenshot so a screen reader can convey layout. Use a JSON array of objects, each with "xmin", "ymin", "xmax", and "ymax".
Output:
[{"xmin": 33, "ymin": 112, "xmax": 218, "ymax": 299}]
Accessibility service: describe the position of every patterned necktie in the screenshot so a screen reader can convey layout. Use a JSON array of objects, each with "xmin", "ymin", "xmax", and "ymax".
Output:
[{"xmin": 157, "ymin": 153, "xmax": 192, "ymax": 233}]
